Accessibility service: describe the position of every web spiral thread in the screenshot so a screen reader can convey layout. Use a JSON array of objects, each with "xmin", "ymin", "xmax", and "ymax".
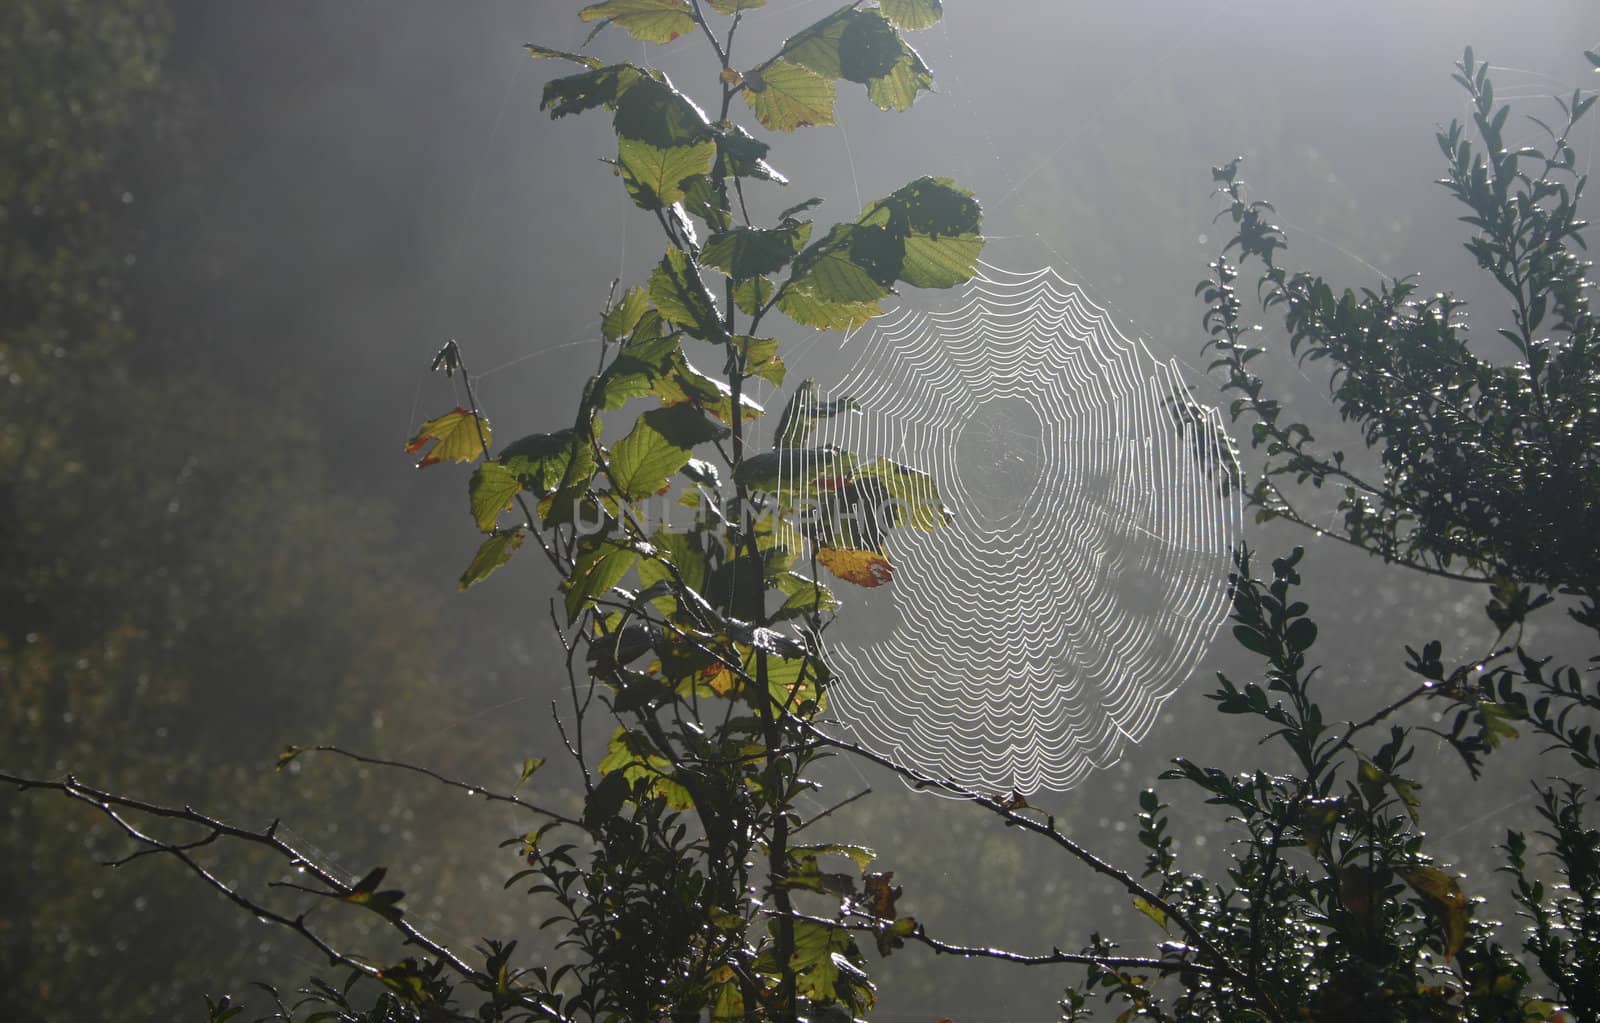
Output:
[{"xmin": 773, "ymin": 264, "xmax": 1243, "ymax": 794}]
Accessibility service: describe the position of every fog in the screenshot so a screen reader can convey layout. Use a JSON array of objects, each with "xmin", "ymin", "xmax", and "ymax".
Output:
[{"xmin": 10, "ymin": 1, "xmax": 1600, "ymax": 1019}]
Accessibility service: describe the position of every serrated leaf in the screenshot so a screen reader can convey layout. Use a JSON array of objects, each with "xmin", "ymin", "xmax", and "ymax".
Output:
[
  {"xmin": 861, "ymin": 175, "xmax": 982, "ymax": 237},
  {"xmin": 524, "ymin": 43, "xmax": 604, "ymax": 68},
  {"xmin": 579, "ymin": 0, "xmax": 695, "ymax": 44},
  {"xmin": 406, "ymin": 407, "xmax": 489, "ymax": 467},
  {"xmin": 459, "ymin": 531, "xmax": 525, "ymax": 590},
  {"xmin": 898, "ymin": 232, "xmax": 982, "ymax": 288},
  {"xmin": 703, "ymin": 223, "xmax": 813, "ymax": 281},
  {"xmin": 787, "ymin": 919, "xmax": 855, "ymax": 1004},
  {"xmin": 469, "ymin": 461, "xmax": 522, "ymax": 532},
  {"xmin": 565, "ymin": 538, "xmax": 641, "ymax": 622},
  {"xmin": 596, "ymin": 330, "xmax": 681, "ymax": 411},
  {"xmin": 618, "ymin": 136, "xmax": 718, "ymax": 208},
  {"xmin": 602, "ymin": 286, "xmax": 652, "ymax": 342},
  {"xmin": 500, "ymin": 429, "xmax": 594, "ymax": 495},
  {"xmin": 541, "ymin": 64, "xmax": 646, "ymax": 119},
  {"xmin": 597, "ymin": 728, "xmax": 694, "ymax": 808},
  {"xmin": 735, "ymin": 334, "xmax": 785, "ymax": 385},
  {"xmin": 650, "ymin": 248, "xmax": 723, "ymax": 338},
  {"xmin": 653, "ymin": 356, "xmax": 765, "ymax": 424},
  {"xmin": 866, "ymin": 50, "xmax": 934, "ymax": 111},
  {"xmin": 743, "ymin": 59, "xmax": 836, "ymax": 132},
  {"xmin": 613, "ymin": 75, "xmax": 714, "ymax": 147},
  {"xmin": 773, "ymin": 379, "xmax": 861, "ymax": 448},
  {"xmin": 610, "ymin": 404, "xmax": 729, "ymax": 499},
  {"xmin": 734, "ymin": 446, "xmax": 850, "ymax": 492},
  {"xmin": 836, "ymin": 11, "xmax": 902, "ymax": 84},
  {"xmin": 714, "ymin": 124, "xmax": 787, "ymax": 183},
  {"xmin": 817, "ymin": 545, "xmax": 893, "ymax": 587},
  {"xmin": 855, "ymin": 456, "xmax": 951, "ymax": 530},
  {"xmin": 732, "ymin": 277, "xmax": 776, "ymax": 316},
  {"xmin": 878, "ymin": 0, "xmax": 942, "ymax": 29}
]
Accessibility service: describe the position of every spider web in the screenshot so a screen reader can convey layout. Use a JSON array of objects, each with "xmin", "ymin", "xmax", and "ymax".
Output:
[{"xmin": 768, "ymin": 263, "xmax": 1242, "ymax": 794}]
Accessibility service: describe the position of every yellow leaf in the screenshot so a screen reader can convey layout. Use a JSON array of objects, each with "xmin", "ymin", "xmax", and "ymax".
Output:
[
  {"xmin": 817, "ymin": 545, "xmax": 893, "ymax": 587},
  {"xmin": 1132, "ymin": 895, "xmax": 1169, "ymax": 932},
  {"xmin": 407, "ymin": 407, "xmax": 490, "ymax": 467}
]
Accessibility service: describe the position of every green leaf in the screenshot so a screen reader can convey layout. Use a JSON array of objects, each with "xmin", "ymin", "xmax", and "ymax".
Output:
[
  {"xmin": 602, "ymin": 286, "xmax": 652, "ymax": 342},
  {"xmin": 777, "ymin": 223, "xmax": 901, "ymax": 330},
  {"xmin": 652, "ymin": 355, "xmax": 765, "ymax": 424},
  {"xmin": 613, "ymin": 75, "xmax": 714, "ymax": 147},
  {"xmin": 708, "ymin": 0, "xmax": 766, "ymax": 11},
  {"xmin": 773, "ymin": 379, "xmax": 861, "ymax": 448},
  {"xmin": 836, "ymin": 11, "xmax": 902, "ymax": 83},
  {"xmin": 743, "ymin": 59, "xmax": 837, "ymax": 132},
  {"xmin": 866, "ymin": 50, "xmax": 935, "ymax": 112},
  {"xmin": 617, "ymin": 136, "xmax": 718, "ymax": 208},
  {"xmin": 1131, "ymin": 895, "xmax": 1169, "ymax": 932},
  {"xmin": 703, "ymin": 224, "xmax": 814, "ymax": 281},
  {"xmin": 713, "ymin": 124, "xmax": 786, "ymax": 183},
  {"xmin": 595, "ymin": 327, "xmax": 679, "ymax": 412},
  {"xmin": 878, "ymin": 0, "xmax": 942, "ymax": 29},
  {"xmin": 861, "ymin": 175, "xmax": 982, "ymax": 238},
  {"xmin": 459, "ymin": 531, "xmax": 525, "ymax": 590},
  {"xmin": 578, "ymin": 0, "xmax": 695, "ymax": 44},
  {"xmin": 732, "ymin": 277, "xmax": 775, "ymax": 316},
  {"xmin": 499, "ymin": 429, "xmax": 593, "ymax": 495},
  {"xmin": 541, "ymin": 64, "xmax": 646, "ymax": 119},
  {"xmin": 898, "ymin": 232, "xmax": 982, "ymax": 288},
  {"xmin": 516, "ymin": 757, "xmax": 546, "ymax": 786},
  {"xmin": 735, "ymin": 334, "xmax": 785, "ymax": 385},
  {"xmin": 779, "ymin": 7, "xmax": 853, "ymax": 79},
  {"xmin": 649, "ymin": 248, "xmax": 723, "ymax": 339},
  {"xmin": 791, "ymin": 841, "xmax": 875, "ymax": 872},
  {"xmin": 733, "ymin": 446, "xmax": 850, "ymax": 492},
  {"xmin": 564, "ymin": 538, "xmax": 641, "ymax": 623},
  {"xmin": 469, "ymin": 461, "xmax": 522, "ymax": 532},
  {"xmin": 773, "ymin": 570, "xmax": 839, "ymax": 621},
  {"xmin": 524, "ymin": 43, "xmax": 604, "ymax": 68},
  {"xmin": 609, "ymin": 404, "xmax": 729, "ymax": 499},
  {"xmin": 855, "ymin": 456, "xmax": 951, "ymax": 530},
  {"xmin": 787, "ymin": 919, "xmax": 855, "ymax": 1003}
]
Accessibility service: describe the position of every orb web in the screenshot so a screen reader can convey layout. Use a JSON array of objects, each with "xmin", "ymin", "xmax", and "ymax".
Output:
[{"xmin": 772, "ymin": 264, "xmax": 1242, "ymax": 794}]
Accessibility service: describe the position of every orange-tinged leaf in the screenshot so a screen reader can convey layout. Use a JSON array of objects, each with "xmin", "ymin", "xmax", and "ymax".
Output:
[
  {"xmin": 864, "ymin": 871, "xmax": 901, "ymax": 919},
  {"xmin": 407, "ymin": 407, "xmax": 490, "ymax": 467},
  {"xmin": 817, "ymin": 545, "xmax": 893, "ymax": 587}
]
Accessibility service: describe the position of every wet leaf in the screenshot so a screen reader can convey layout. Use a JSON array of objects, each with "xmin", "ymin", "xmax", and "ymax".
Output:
[
  {"xmin": 863, "ymin": 871, "xmax": 901, "ymax": 919},
  {"xmin": 406, "ymin": 408, "xmax": 489, "ymax": 467},
  {"xmin": 344, "ymin": 867, "xmax": 406, "ymax": 923},
  {"xmin": 524, "ymin": 43, "xmax": 604, "ymax": 68},
  {"xmin": 469, "ymin": 461, "xmax": 521, "ymax": 532},
  {"xmin": 1132, "ymin": 895, "xmax": 1169, "ymax": 932}
]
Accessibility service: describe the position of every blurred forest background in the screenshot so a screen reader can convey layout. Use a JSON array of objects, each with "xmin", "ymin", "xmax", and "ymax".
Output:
[{"xmin": 3, "ymin": 1, "xmax": 1598, "ymax": 1020}]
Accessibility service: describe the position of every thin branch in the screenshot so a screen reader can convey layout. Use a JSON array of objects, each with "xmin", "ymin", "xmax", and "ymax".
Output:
[
  {"xmin": 0, "ymin": 771, "xmax": 573, "ymax": 1023},
  {"xmin": 286, "ymin": 745, "xmax": 581, "ymax": 827}
]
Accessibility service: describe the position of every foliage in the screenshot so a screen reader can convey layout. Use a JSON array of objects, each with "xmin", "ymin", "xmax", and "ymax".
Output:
[
  {"xmin": 10, "ymin": 4, "xmax": 1600, "ymax": 1022},
  {"xmin": 1059, "ymin": 47, "xmax": 1600, "ymax": 1022}
]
